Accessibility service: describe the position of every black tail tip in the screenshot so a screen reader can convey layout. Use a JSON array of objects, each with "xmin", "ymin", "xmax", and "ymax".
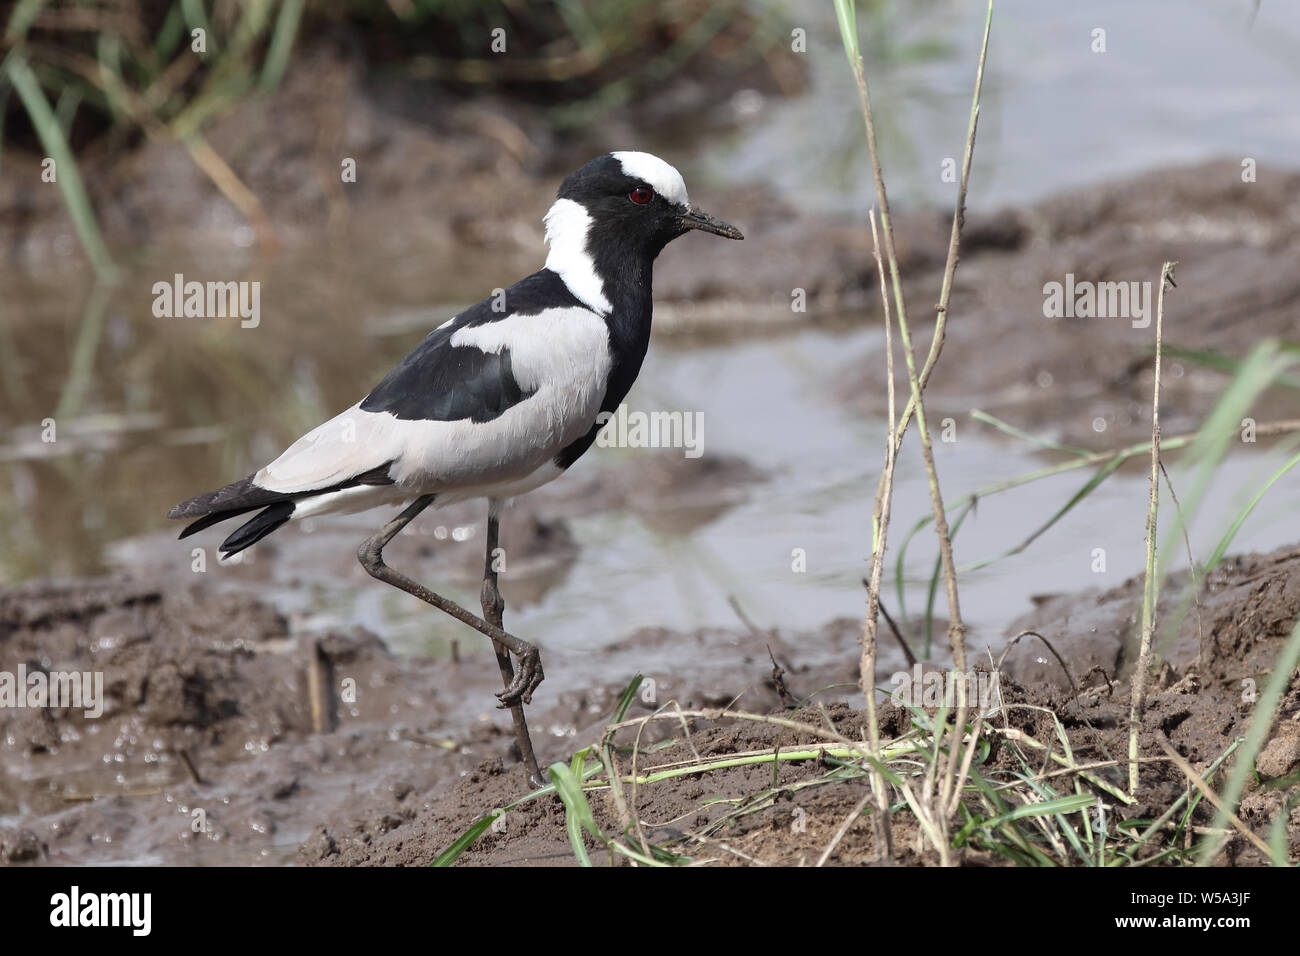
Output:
[{"xmin": 217, "ymin": 502, "xmax": 295, "ymax": 557}]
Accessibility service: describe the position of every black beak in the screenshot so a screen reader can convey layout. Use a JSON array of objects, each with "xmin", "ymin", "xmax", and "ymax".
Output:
[{"xmin": 679, "ymin": 207, "xmax": 744, "ymax": 240}]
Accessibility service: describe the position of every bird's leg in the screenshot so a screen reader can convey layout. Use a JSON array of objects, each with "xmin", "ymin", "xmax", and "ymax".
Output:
[
  {"xmin": 481, "ymin": 499, "xmax": 544, "ymax": 784},
  {"xmin": 357, "ymin": 495, "xmax": 545, "ymax": 708}
]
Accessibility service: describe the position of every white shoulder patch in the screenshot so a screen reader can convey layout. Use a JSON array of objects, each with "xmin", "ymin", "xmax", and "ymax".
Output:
[
  {"xmin": 611, "ymin": 151, "xmax": 689, "ymax": 208},
  {"xmin": 449, "ymin": 306, "xmax": 610, "ymax": 394}
]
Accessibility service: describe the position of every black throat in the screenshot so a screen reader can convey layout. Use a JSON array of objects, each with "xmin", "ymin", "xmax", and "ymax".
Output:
[
  {"xmin": 551, "ymin": 231, "xmax": 668, "ymax": 471},
  {"xmin": 588, "ymin": 222, "xmax": 668, "ymax": 409}
]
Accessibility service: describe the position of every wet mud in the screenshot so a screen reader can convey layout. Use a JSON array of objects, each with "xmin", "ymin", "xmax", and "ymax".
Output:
[
  {"xmin": 301, "ymin": 547, "xmax": 1300, "ymax": 867},
  {"xmin": 4, "ymin": 543, "xmax": 1294, "ymax": 866}
]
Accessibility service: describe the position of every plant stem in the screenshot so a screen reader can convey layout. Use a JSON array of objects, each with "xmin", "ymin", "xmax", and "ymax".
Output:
[{"xmin": 1129, "ymin": 261, "xmax": 1176, "ymax": 795}]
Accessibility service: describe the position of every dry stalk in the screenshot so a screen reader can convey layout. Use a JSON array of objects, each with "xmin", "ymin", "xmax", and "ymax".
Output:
[
  {"xmin": 843, "ymin": 0, "xmax": 994, "ymax": 860},
  {"xmin": 1129, "ymin": 261, "xmax": 1177, "ymax": 794}
]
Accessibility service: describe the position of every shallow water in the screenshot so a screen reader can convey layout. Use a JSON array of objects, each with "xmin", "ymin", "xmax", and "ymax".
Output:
[{"xmin": 346, "ymin": 322, "xmax": 1300, "ymax": 674}]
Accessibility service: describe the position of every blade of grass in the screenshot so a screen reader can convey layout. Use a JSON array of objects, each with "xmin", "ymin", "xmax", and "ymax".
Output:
[
  {"xmin": 152, "ymin": 2, "xmax": 188, "ymax": 67},
  {"xmin": 923, "ymin": 499, "xmax": 973, "ymax": 655},
  {"xmin": 610, "ymin": 673, "xmax": 643, "ymax": 724},
  {"xmin": 1196, "ymin": 615, "xmax": 1300, "ymax": 865},
  {"xmin": 3, "ymin": 51, "xmax": 118, "ymax": 281},
  {"xmin": 550, "ymin": 760, "xmax": 605, "ymax": 866},
  {"xmin": 1160, "ymin": 739, "xmax": 1274, "ymax": 860},
  {"xmin": 958, "ymin": 454, "xmax": 1125, "ymax": 574},
  {"xmin": 3, "ymin": 0, "xmax": 46, "ymax": 42},
  {"xmin": 1204, "ymin": 444, "xmax": 1300, "ymax": 572},
  {"xmin": 1163, "ymin": 343, "xmax": 1300, "ymax": 391},
  {"xmin": 971, "ymin": 409, "xmax": 1092, "ymax": 457},
  {"xmin": 1152, "ymin": 341, "xmax": 1296, "ymax": 660},
  {"xmin": 54, "ymin": 84, "xmax": 81, "ymax": 136},
  {"xmin": 180, "ymin": 0, "xmax": 213, "ymax": 60},
  {"xmin": 956, "ymin": 792, "xmax": 1095, "ymax": 841},
  {"xmin": 259, "ymin": 0, "xmax": 304, "ymax": 93},
  {"xmin": 430, "ymin": 812, "xmax": 500, "ymax": 867},
  {"xmin": 54, "ymin": 279, "xmax": 113, "ymax": 419},
  {"xmin": 832, "ymin": 0, "xmax": 859, "ymax": 63}
]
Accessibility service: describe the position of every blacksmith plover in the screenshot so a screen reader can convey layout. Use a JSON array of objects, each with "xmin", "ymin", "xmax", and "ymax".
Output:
[{"xmin": 168, "ymin": 152, "xmax": 743, "ymax": 780}]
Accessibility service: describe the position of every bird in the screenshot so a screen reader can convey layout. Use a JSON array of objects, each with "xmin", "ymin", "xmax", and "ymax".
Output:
[{"xmin": 167, "ymin": 151, "xmax": 743, "ymax": 781}]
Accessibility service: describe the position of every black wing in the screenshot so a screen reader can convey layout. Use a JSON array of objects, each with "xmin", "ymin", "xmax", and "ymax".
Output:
[{"xmin": 360, "ymin": 269, "xmax": 586, "ymax": 424}]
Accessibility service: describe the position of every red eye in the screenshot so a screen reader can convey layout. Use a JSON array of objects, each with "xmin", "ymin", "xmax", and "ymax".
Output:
[{"xmin": 629, "ymin": 186, "xmax": 653, "ymax": 205}]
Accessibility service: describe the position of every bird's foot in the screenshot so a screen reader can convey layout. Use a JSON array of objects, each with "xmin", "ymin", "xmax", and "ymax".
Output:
[{"xmin": 496, "ymin": 645, "xmax": 544, "ymax": 707}]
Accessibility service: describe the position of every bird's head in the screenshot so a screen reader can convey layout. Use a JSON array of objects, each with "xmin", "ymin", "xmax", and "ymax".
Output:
[{"xmin": 543, "ymin": 152, "xmax": 742, "ymax": 311}]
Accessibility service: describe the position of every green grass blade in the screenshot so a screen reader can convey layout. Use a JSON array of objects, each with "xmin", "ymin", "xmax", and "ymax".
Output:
[
  {"xmin": 152, "ymin": 2, "xmax": 188, "ymax": 67},
  {"xmin": 1153, "ymin": 342, "xmax": 1295, "ymax": 657},
  {"xmin": 181, "ymin": 0, "xmax": 213, "ymax": 59},
  {"xmin": 1266, "ymin": 799, "xmax": 1290, "ymax": 867},
  {"xmin": 3, "ymin": 52, "xmax": 117, "ymax": 281},
  {"xmin": 894, "ymin": 511, "xmax": 931, "ymax": 630},
  {"xmin": 0, "ymin": 75, "xmax": 11, "ymax": 177},
  {"xmin": 1204, "ymin": 446, "xmax": 1300, "ymax": 572},
  {"xmin": 972, "ymin": 792, "xmax": 1095, "ymax": 832},
  {"xmin": 971, "ymin": 409, "xmax": 1092, "ymax": 457},
  {"xmin": 429, "ymin": 811, "xmax": 500, "ymax": 867},
  {"xmin": 259, "ymin": 0, "xmax": 305, "ymax": 93},
  {"xmin": 959, "ymin": 454, "xmax": 1125, "ymax": 574},
  {"xmin": 4, "ymin": 0, "xmax": 46, "ymax": 42},
  {"xmin": 1197, "ymin": 615, "xmax": 1300, "ymax": 865},
  {"xmin": 565, "ymin": 809, "xmax": 592, "ymax": 866},
  {"xmin": 54, "ymin": 84, "xmax": 81, "ymax": 136},
  {"xmin": 1163, "ymin": 344, "xmax": 1300, "ymax": 391},
  {"xmin": 611, "ymin": 673, "xmax": 644, "ymax": 724},
  {"xmin": 55, "ymin": 279, "xmax": 113, "ymax": 419},
  {"xmin": 550, "ymin": 761, "xmax": 605, "ymax": 866},
  {"xmin": 832, "ymin": 0, "xmax": 859, "ymax": 64},
  {"xmin": 96, "ymin": 32, "xmax": 127, "ymax": 124}
]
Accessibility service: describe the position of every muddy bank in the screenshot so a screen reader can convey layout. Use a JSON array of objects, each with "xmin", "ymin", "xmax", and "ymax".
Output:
[
  {"xmin": 2, "ymin": 535, "xmax": 1295, "ymax": 866},
  {"xmin": 301, "ymin": 544, "xmax": 1300, "ymax": 867},
  {"xmin": 0, "ymin": 576, "xmax": 492, "ymax": 864},
  {"xmin": 831, "ymin": 160, "xmax": 1300, "ymax": 448},
  {"xmin": 0, "ymin": 569, "xmax": 858, "ymax": 865}
]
